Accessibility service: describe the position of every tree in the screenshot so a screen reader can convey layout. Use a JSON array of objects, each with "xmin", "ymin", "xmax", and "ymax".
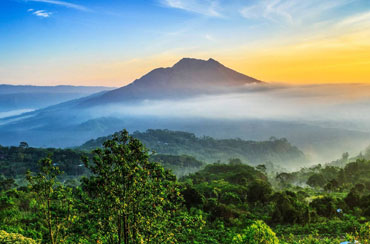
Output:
[
  {"xmin": 232, "ymin": 220, "xmax": 279, "ymax": 244},
  {"xmin": 81, "ymin": 130, "xmax": 185, "ymax": 244},
  {"xmin": 0, "ymin": 230, "xmax": 37, "ymax": 244},
  {"xmin": 26, "ymin": 157, "xmax": 73, "ymax": 244},
  {"xmin": 345, "ymin": 189, "xmax": 361, "ymax": 209},
  {"xmin": 342, "ymin": 152, "xmax": 349, "ymax": 165},
  {"xmin": 271, "ymin": 191, "xmax": 309, "ymax": 224},
  {"xmin": 354, "ymin": 183, "xmax": 365, "ymax": 193},
  {"xmin": 276, "ymin": 172, "xmax": 293, "ymax": 187},
  {"xmin": 182, "ymin": 184, "xmax": 204, "ymax": 209},
  {"xmin": 310, "ymin": 196, "xmax": 337, "ymax": 218},
  {"xmin": 324, "ymin": 179, "xmax": 339, "ymax": 192},
  {"xmin": 307, "ymin": 174, "xmax": 326, "ymax": 188},
  {"xmin": 229, "ymin": 158, "xmax": 242, "ymax": 165},
  {"xmin": 359, "ymin": 222, "xmax": 370, "ymax": 243},
  {"xmin": 0, "ymin": 175, "xmax": 16, "ymax": 192},
  {"xmin": 256, "ymin": 164, "xmax": 267, "ymax": 174},
  {"xmin": 247, "ymin": 180, "xmax": 272, "ymax": 204},
  {"xmin": 19, "ymin": 142, "xmax": 29, "ymax": 148}
]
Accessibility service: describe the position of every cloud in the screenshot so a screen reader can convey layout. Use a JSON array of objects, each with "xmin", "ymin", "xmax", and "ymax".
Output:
[
  {"xmin": 161, "ymin": 0, "xmax": 222, "ymax": 17},
  {"xmin": 336, "ymin": 10, "xmax": 370, "ymax": 28},
  {"xmin": 27, "ymin": 0, "xmax": 89, "ymax": 12},
  {"xmin": 28, "ymin": 9, "xmax": 52, "ymax": 18},
  {"xmin": 83, "ymin": 84, "xmax": 370, "ymax": 132},
  {"xmin": 204, "ymin": 34, "xmax": 216, "ymax": 42},
  {"xmin": 240, "ymin": 0, "xmax": 353, "ymax": 26}
]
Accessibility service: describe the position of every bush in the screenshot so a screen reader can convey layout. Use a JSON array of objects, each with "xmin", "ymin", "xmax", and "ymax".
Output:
[
  {"xmin": 232, "ymin": 220, "xmax": 279, "ymax": 244},
  {"xmin": 309, "ymin": 196, "xmax": 337, "ymax": 218},
  {"xmin": 0, "ymin": 230, "xmax": 37, "ymax": 244},
  {"xmin": 280, "ymin": 234, "xmax": 340, "ymax": 244},
  {"xmin": 359, "ymin": 222, "xmax": 370, "ymax": 244}
]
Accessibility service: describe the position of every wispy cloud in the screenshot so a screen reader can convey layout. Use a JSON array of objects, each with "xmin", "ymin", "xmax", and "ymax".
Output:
[
  {"xmin": 336, "ymin": 10, "xmax": 370, "ymax": 28},
  {"xmin": 161, "ymin": 0, "xmax": 222, "ymax": 17},
  {"xmin": 28, "ymin": 9, "xmax": 52, "ymax": 18},
  {"xmin": 204, "ymin": 34, "xmax": 216, "ymax": 42},
  {"xmin": 240, "ymin": 0, "xmax": 353, "ymax": 26},
  {"xmin": 27, "ymin": 0, "xmax": 90, "ymax": 12}
]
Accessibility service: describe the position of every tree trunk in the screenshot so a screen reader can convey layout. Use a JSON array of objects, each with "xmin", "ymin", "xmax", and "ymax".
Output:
[
  {"xmin": 118, "ymin": 214, "xmax": 122, "ymax": 244},
  {"xmin": 47, "ymin": 198, "xmax": 55, "ymax": 244},
  {"xmin": 123, "ymin": 214, "xmax": 129, "ymax": 244}
]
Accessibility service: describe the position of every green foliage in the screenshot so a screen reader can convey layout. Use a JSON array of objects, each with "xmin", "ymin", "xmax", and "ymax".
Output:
[
  {"xmin": 26, "ymin": 158, "xmax": 74, "ymax": 244},
  {"xmin": 0, "ymin": 144, "xmax": 206, "ymax": 180},
  {"xmin": 181, "ymin": 161, "xmax": 270, "ymax": 225},
  {"xmin": 280, "ymin": 233, "xmax": 341, "ymax": 244},
  {"xmin": 81, "ymin": 130, "xmax": 187, "ymax": 243},
  {"xmin": 271, "ymin": 191, "xmax": 310, "ymax": 224},
  {"xmin": 309, "ymin": 196, "xmax": 337, "ymax": 218},
  {"xmin": 0, "ymin": 145, "xmax": 88, "ymax": 179},
  {"xmin": 307, "ymin": 174, "xmax": 326, "ymax": 188},
  {"xmin": 232, "ymin": 220, "xmax": 279, "ymax": 244},
  {"xmin": 80, "ymin": 129, "xmax": 307, "ymax": 166},
  {"xmin": 150, "ymin": 154, "xmax": 204, "ymax": 177},
  {"xmin": 0, "ymin": 176, "xmax": 16, "ymax": 192},
  {"xmin": 0, "ymin": 230, "xmax": 38, "ymax": 244},
  {"xmin": 358, "ymin": 221, "xmax": 370, "ymax": 243},
  {"xmin": 247, "ymin": 180, "xmax": 272, "ymax": 204},
  {"xmin": 185, "ymin": 161, "xmax": 266, "ymax": 184},
  {"xmin": 2, "ymin": 130, "xmax": 370, "ymax": 243}
]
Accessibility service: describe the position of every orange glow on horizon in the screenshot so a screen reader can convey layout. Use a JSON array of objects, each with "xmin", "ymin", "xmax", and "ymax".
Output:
[{"xmin": 3, "ymin": 32, "xmax": 370, "ymax": 87}]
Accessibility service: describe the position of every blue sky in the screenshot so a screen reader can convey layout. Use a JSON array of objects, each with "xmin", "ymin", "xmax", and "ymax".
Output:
[{"xmin": 1, "ymin": 0, "xmax": 370, "ymax": 86}]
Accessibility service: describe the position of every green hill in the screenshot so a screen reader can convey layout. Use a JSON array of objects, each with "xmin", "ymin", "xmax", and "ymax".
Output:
[{"xmin": 80, "ymin": 129, "xmax": 307, "ymax": 167}]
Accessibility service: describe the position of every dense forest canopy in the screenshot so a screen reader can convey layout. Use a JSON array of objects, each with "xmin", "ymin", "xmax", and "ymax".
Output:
[
  {"xmin": 0, "ymin": 144, "xmax": 205, "ymax": 180},
  {"xmin": 0, "ymin": 145, "xmax": 88, "ymax": 179},
  {"xmin": 1, "ymin": 130, "xmax": 370, "ymax": 243},
  {"xmin": 80, "ymin": 129, "xmax": 307, "ymax": 168}
]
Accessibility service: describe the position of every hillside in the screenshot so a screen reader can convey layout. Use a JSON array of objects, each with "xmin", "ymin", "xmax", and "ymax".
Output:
[
  {"xmin": 0, "ymin": 85, "xmax": 113, "ymax": 113},
  {"xmin": 80, "ymin": 129, "xmax": 307, "ymax": 167}
]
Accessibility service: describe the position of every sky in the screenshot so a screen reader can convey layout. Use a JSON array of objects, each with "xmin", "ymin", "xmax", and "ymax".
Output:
[{"xmin": 1, "ymin": 0, "xmax": 370, "ymax": 86}]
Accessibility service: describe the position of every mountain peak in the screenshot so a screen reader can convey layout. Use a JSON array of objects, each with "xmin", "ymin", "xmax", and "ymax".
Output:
[
  {"xmin": 207, "ymin": 58, "xmax": 218, "ymax": 63},
  {"xmin": 79, "ymin": 57, "xmax": 263, "ymax": 106},
  {"xmin": 173, "ymin": 57, "xmax": 221, "ymax": 69}
]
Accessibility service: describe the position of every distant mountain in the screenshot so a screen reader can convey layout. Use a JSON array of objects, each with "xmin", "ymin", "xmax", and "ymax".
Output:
[
  {"xmin": 79, "ymin": 58, "xmax": 262, "ymax": 106},
  {"xmin": 79, "ymin": 129, "xmax": 307, "ymax": 167},
  {"xmin": 1, "ymin": 58, "xmax": 369, "ymax": 166},
  {"xmin": 0, "ymin": 85, "xmax": 114, "ymax": 112},
  {"xmin": 0, "ymin": 57, "xmax": 264, "ymax": 146}
]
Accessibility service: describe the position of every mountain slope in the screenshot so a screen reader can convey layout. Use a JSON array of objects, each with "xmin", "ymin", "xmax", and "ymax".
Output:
[
  {"xmin": 79, "ymin": 58, "xmax": 262, "ymax": 106},
  {"xmin": 0, "ymin": 85, "xmax": 114, "ymax": 112}
]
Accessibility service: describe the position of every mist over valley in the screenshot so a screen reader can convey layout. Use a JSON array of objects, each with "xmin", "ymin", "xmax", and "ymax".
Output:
[
  {"xmin": 1, "ymin": 58, "xmax": 370, "ymax": 166},
  {"xmin": 3, "ymin": 1, "xmax": 370, "ymax": 242}
]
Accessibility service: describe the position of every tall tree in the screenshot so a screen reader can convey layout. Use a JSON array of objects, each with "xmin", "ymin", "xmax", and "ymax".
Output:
[
  {"xmin": 26, "ymin": 158, "xmax": 73, "ymax": 244},
  {"xmin": 82, "ymin": 130, "xmax": 184, "ymax": 244}
]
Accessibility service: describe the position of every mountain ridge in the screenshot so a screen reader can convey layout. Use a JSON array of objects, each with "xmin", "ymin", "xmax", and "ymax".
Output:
[
  {"xmin": 79, "ymin": 128, "xmax": 306, "ymax": 167},
  {"xmin": 78, "ymin": 58, "xmax": 262, "ymax": 106},
  {"xmin": 0, "ymin": 85, "xmax": 114, "ymax": 113}
]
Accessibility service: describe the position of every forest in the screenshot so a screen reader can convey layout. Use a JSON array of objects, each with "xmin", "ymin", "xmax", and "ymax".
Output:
[
  {"xmin": 80, "ymin": 129, "xmax": 307, "ymax": 168},
  {"xmin": 0, "ymin": 130, "xmax": 370, "ymax": 243}
]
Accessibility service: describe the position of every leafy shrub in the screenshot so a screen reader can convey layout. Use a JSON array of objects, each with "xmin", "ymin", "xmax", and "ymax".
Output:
[
  {"xmin": 0, "ymin": 230, "xmax": 37, "ymax": 244},
  {"xmin": 232, "ymin": 220, "xmax": 279, "ymax": 244},
  {"xmin": 309, "ymin": 196, "xmax": 337, "ymax": 218},
  {"xmin": 359, "ymin": 222, "xmax": 370, "ymax": 244},
  {"xmin": 280, "ymin": 234, "xmax": 340, "ymax": 244}
]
